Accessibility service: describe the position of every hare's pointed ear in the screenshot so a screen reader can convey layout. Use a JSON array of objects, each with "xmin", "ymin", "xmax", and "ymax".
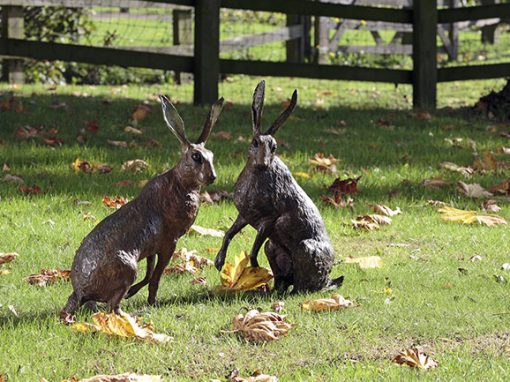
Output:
[
  {"xmin": 159, "ymin": 95, "xmax": 190, "ymax": 147},
  {"xmin": 251, "ymin": 80, "xmax": 265, "ymax": 136},
  {"xmin": 196, "ymin": 97, "xmax": 224, "ymax": 144},
  {"xmin": 265, "ymin": 89, "xmax": 297, "ymax": 136}
]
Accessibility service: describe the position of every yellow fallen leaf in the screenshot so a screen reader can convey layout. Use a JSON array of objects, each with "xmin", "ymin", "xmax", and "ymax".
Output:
[
  {"xmin": 71, "ymin": 311, "xmax": 172, "ymax": 343},
  {"xmin": 392, "ymin": 347, "xmax": 438, "ymax": 369},
  {"xmin": 0, "ymin": 269, "xmax": 11, "ymax": 276},
  {"xmin": 64, "ymin": 373, "xmax": 161, "ymax": 382},
  {"xmin": 301, "ymin": 293, "xmax": 354, "ymax": 312},
  {"xmin": 0, "ymin": 252, "xmax": 18, "ymax": 265},
  {"xmin": 189, "ymin": 224, "xmax": 225, "ymax": 238},
  {"xmin": 309, "ymin": 153, "xmax": 337, "ymax": 173},
  {"xmin": 293, "ymin": 172, "xmax": 311, "ymax": 179},
  {"xmin": 232, "ymin": 309, "xmax": 292, "ymax": 343},
  {"xmin": 345, "ymin": 256, "xmax": 383, "ymax": 269},
  {"xmin": 438, "ymin": 206, "xmax": 507, "ymax": 227},
  {"xmin": 220, "ymin": 251, "xmax": 273, "ymax": 291}
]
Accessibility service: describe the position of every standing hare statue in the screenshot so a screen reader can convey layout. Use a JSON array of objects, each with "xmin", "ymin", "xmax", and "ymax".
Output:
[
  {"xmin": 214, "ymin": 81, "xmax": 343, "ymax": 293},
  {"xmin": 61, "ymin": 95, "xmax": 224, "ymax": 319}
]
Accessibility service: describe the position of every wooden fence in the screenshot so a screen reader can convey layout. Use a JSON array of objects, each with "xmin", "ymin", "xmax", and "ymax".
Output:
[{"xmin": 1, "ymin": 0, "xmax": 510, "ymax": 109}]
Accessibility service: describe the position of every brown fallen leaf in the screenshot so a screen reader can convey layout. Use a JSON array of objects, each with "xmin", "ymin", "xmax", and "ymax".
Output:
[
  {"xmin": 82, "ymin": 212, "xmax": 96, "ymax": 221},
  {"xmin": 481, "ymin": 199, "xmax": 501, "ymax": 213},
  {"xmin": 473, "ymin": 152, "xmax": 498, "ymax": 172},
  {"xmin": 220, "ymin": 251, "xmax": 273, "ymax": 291},
  {"xmin": 26, "ymin": 269, "xmax": 71, "ymax": 286},
  {"xmin": 164, "ymin": 262, "xmax": 198, "ymax": 275},
  {"xmin": 439, "ymin": 206, "xmax": 507, "ymax": 227},
  {"xmin": 309, "ymin": 153, "xmax": 337, "ymax": 173},
  {"xmin": 320, "ymin": 194, "xmax": 353, "ymax": 209},
  {"xmin": 131, "ymin": 104, "xmax": 151, "ymax": 124},
  {"xmin": 191, "ymin": 276, "xmax": 207, "ymax": 286},
  {"xmin": 86, "ymin": 120, "xmax": 99, "ymax": 133},
  {"xmin": 72, "ymin": 159, "xmax": 112, "ymax": 174},
  {"xmin": 228, "ymin": 369, "xmax": 277, "ymax": 382},
  {"xmin": 488, "ymin": 178, "xmax": 510, "ymax": 195},
  {"xmin": 352, "ymin": 214, "xmax": 391, "ymax": 230},
  {"xmin": 19, "ymin": 185, "xmax": 42, "ymax": 194},
  {"xmin": 392, "ymin": 347, "xmax": 438, "ymax": 369},
  {"xmin": 301, "ymin": 293, "xmax": 354, "ymax": 312},
  {"xmin": 107, "ymin": 139, "xmax": 129, "ymax": 148},
  {"xmin": 345, "ymin": 256, "xmax": 383, "ymax": 269},
  {"xmin": 422, "ymin": 179, "xmax": 449, "ymax": 189},
  {"xmin": 2, "ymin": 174, "xmax": 24, "ymax": 185},
  {"xmin": 121, "ymin": 159, "xmax": 149, "ymax": 173},
  {"xmin": 232, "ymin": 309, "xmax": 292, "ymax": 343},
  {"xmin": 328, "ymin": 176, "xmax": 360, "ymax": 198},
  {"xmin": 456, "ymin": 181, "xmax": 493, "ymax": 198},
  {"xmin": 0, "ymin": 252, "xmax": 18, "ymax": 265},
  {"xmin": 213, "ymin": 131, "xmax": 232, "ymax": 141},
  {"xmin": 440, "ymin": 162, "xmax": 474, "ymax": 176},
  {"xmin": 189, "ymin": 224, "xmax": 224, "ymax": 238},
  {"xmin": 271, "ymin": 301, "xmax": 285, "ymax": 313},
  {"xmin": 102, "ymin": 196, "xmax": 128, "ymax": 209},
  {"xmin": 62, "ymin": 373, "xmax": 161, "ymax": 382},
  {"xmin": 2, "ymin": 163, "xmax": 10, "ymax": 172},
  {"xmin": 369, "ymin": 204, "xmax": 401, "ymax": 217},
  {"xmin": 497, "ymin": 147, "xmax": 510, "ymax": 155},
  {"xmin": 71, "ymin": 311, "xmax": 172, "ymax": 343}
]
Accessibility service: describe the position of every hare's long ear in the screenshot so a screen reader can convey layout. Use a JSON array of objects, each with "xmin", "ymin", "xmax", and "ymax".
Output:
[
  {"xmin": 196, "ymin": 97, "xmax": 225, "ymax": 144},
  {"xmin": 159, "ymin": 95, "xmax": 190, "ymax": 147},
  {"xmin": 251, "ymin": 80, "xmax": 265, "ymax": 136},
  {"xmin": 265, "ymin": 89, "xmax": 297, "ymax": 136}
]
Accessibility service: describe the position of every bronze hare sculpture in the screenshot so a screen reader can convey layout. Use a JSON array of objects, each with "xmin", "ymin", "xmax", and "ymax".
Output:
[
  {"xmin": 215, "ymin": 81, "xmax": 343, "ymax": 293},
  {"xmin": 61, "ymin": 95, "xmax": 224, "ymax": 319}
]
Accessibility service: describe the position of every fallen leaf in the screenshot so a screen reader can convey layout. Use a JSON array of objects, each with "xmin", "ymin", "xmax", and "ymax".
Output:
[
  {"xmin": 26, "ymin": 269, "xmax": 71, "ymax": 286},
  {"xmin": 220, "ymin": 251, "xmax": 273, "ymax": 291},
  {"xmin": 164, "ymin": 262, "xmax": 198, "ymax": 275},
  {"xmin": 328, "ymin": 177, "xmax": 360, "ymax": 199},
  {"xmin": 72, "ymin": 159, "xmax": 112, "ymax": 174},
  {"xmin": 132, "ymin": 104, "xmax": 151, "ymax": 123},
  {"xmin": 63, "ymin": 373, "xmax": 161, "ymax": 382},
  {"xmin": 107, "ymin": 139, "xmax": 129, "ymax": 148},
  {"xmin": 393, "ymin": 347, "xmax": 438, "ymax": 369},
  {"xmin": 2, "ymin": 174, "xmax": 24, "ymax": 185},
  {"xmin": 427, "ymin": 200, "xmax": 447, "ymax": 207},
  {"xmin": 438, "ymin": 206, "xmax": 507, "ymax": 226},
  {"xmin": 502, "ymin": 263, "xmax": 510, "ymax": 271},
  {"xmin": 415, "ymin": 111, "xmax": 432, "ymax": 121},
  {"xmin": 309, "ymin": 153, "xmax": 337, "ymax": 173},
  {"xmin": 301, "ymin": 293, "xmax": 354, "ymax": 312},
  {"xmin": 369, "ymin": 204, "xmax": 401, "ymax": 217},
  {"xmin": 86, "ymin": 120, "xmax": 99, "ymax": 133},
  {"xmin": 488, "ymin": 179, "xmax": 510, "ymax": 195},
  {"xmin": 473, "ymin": 152, "xmax": 498, "ymax": 172},
  {"xmin": 2, "ymin": 163, "xmax": 10, "ymax": 172},
  {"xmin": 19, "ymin": 185, "xmax": 41, "ymax": 194},
  {"xmin": 213, "ymin": 131, "xmax": 232, "ymax": 141},
  {"xmin": 164, "ymin": 248, "xmax": 213, "ymax": 275},
  {"xmin": 8, "ymin": 304, "xmax": 18, "ymax": 317},
  {"xmin": 440, "ymin": 162, "xmax": 474, "ymax": 176},
  {"xmin": 293, "ymin": 172, "xmax": 311, "ymax": 179},
  {"xmin": 497, "ymin": 147, "xmax": 510, "ymax": 155},
  {"xmin": 71, "ymin": 311, "xmax": 172, "ymax": 343},
  {"xmin": 124, "ymin": 126, "xmax": 143, "ymax": 135},
  {"xmin": 15, "ymin": 125, "xmax": 39, "ymax": 139},
  {"xmin": 0, "ymin": 269, "xmax": 10, "ymax": 276},
  {"xmin": 228, "ymin": 369, "xmax": 277, "ymax": 382},
  {"xmin": 320, "ymin": 194, "xmax": 353, "ymax": 209},
  {"xmin": 232, "ymin": 309, "xmax": 291, "ymax": 343},
  {"xmin": 49, "ymin": 101, "xmax": 67, "ymax": 110},
  {"xmin": 481, "ymin": 199, "xmax": 501, "ymax": 212},
  {"xmin": 271, "ymin": 301, "xmax": 284, "ymax": 313},
  {"xmin": 494, "ymin": 275, "xmax": 507, "ymax": 284},
  {"xmin": 352, "ymin": 215, "xmax": 390, "ymax": 230},
  {"xmin": 456, "ymin": 181, "xmax": 493, "ymax": 198},
  {"xmin": 469, "ymin": 255, "xmax": 482, "ymax": 262},
  {"xmin": 189, "ymin": 225, "xmax": 224, "ymax": 238},
  {"xmin": 82, "ymin": 212, "xmax": 96, "ymax": 221},
  {"xmin": 102, "ymin": 196, "xmax": 128, "ymax": 209},
  {"xmin": 121, "ymin": 159, "xmax": 149, "ymax": 173},
  {"xmin": 422, "ymin": 179, "xmax": 449, "ymax": 189},
  {"xmin": 345, "ymin": 256, "xmax": 383, "ymax": 269},
  {"xmin": 191, "ymin": 276, "xmax": 207, "ymax": 285}
]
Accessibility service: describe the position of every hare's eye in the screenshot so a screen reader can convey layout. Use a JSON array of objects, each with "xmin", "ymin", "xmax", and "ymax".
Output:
[
  {"xmin": 252, "ymin": 139, "xmax": 258, "ymax": 148},
  {"xmin": 192, "ymin": 152, "xmax": 203, "ymax": 164}
]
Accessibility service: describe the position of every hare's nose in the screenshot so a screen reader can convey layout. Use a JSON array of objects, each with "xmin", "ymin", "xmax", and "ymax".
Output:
[{"xmin": 209, "ymin": 174, "xmax": 217, "ymax": 182}]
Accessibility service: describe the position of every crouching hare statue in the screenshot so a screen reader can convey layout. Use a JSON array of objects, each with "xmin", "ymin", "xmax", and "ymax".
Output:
[
  {"xmin": 214, "ymin": 81, "xmax": 343, "ymax": 293},
  {"xmin": 61, "ymin": 95, "xmax": 224, "ymax": 319}
]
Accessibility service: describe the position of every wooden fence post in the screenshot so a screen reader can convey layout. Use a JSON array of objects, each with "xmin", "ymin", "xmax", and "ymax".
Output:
[
  {"xmin": 412, "ymin": 0, "xmax": 437, "ymax": 110},
  {"xmin": 314, "ymin": 16, "xmax": 329, "ymax": 64},
  {"xmin": 194, "ymin": 0, "xmax": 220, "ymax": 106},
  {"xmin": 173, "ymin": 8, "xmax": 192, "ymax": 84},
  {"xmin": 1, "ymin": 6, "xmax": 25, "ymax": 84},
  {"xmin": 286, "ymin": 15, "xmax": 305, "ymax": 63}
]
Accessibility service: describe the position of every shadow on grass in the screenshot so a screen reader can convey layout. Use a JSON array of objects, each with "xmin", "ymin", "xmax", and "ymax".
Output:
[{"xmin": 0, "ymin": 92, "xmax": 504, "ymax": 203}]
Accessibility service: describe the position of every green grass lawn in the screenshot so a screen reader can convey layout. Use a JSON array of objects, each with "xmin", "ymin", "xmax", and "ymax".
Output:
[{"xmin": 1, "ymin": 79, "xmax": 509, "ymax": 381}]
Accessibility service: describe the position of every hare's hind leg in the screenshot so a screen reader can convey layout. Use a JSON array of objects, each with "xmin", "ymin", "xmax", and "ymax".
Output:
[
  {"xmin": 148, "ymin": 245, "xmax": 175, "ymax": 305},
  {"xmin": 125, "ymin": 255, "xmax": 155, "ymax": 299},
  {"xmin": 264, "ymin": 240, "xmax": 293, "ymax": 294},
  {"xmin": 291, "ymin": 239, "xmax": 333, "ymax": 293}
]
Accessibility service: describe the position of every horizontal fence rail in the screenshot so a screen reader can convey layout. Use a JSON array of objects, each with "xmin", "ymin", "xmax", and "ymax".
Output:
[{"xmin": 1, "ymin": 0, "xmax": 510, "ymax": 109}]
